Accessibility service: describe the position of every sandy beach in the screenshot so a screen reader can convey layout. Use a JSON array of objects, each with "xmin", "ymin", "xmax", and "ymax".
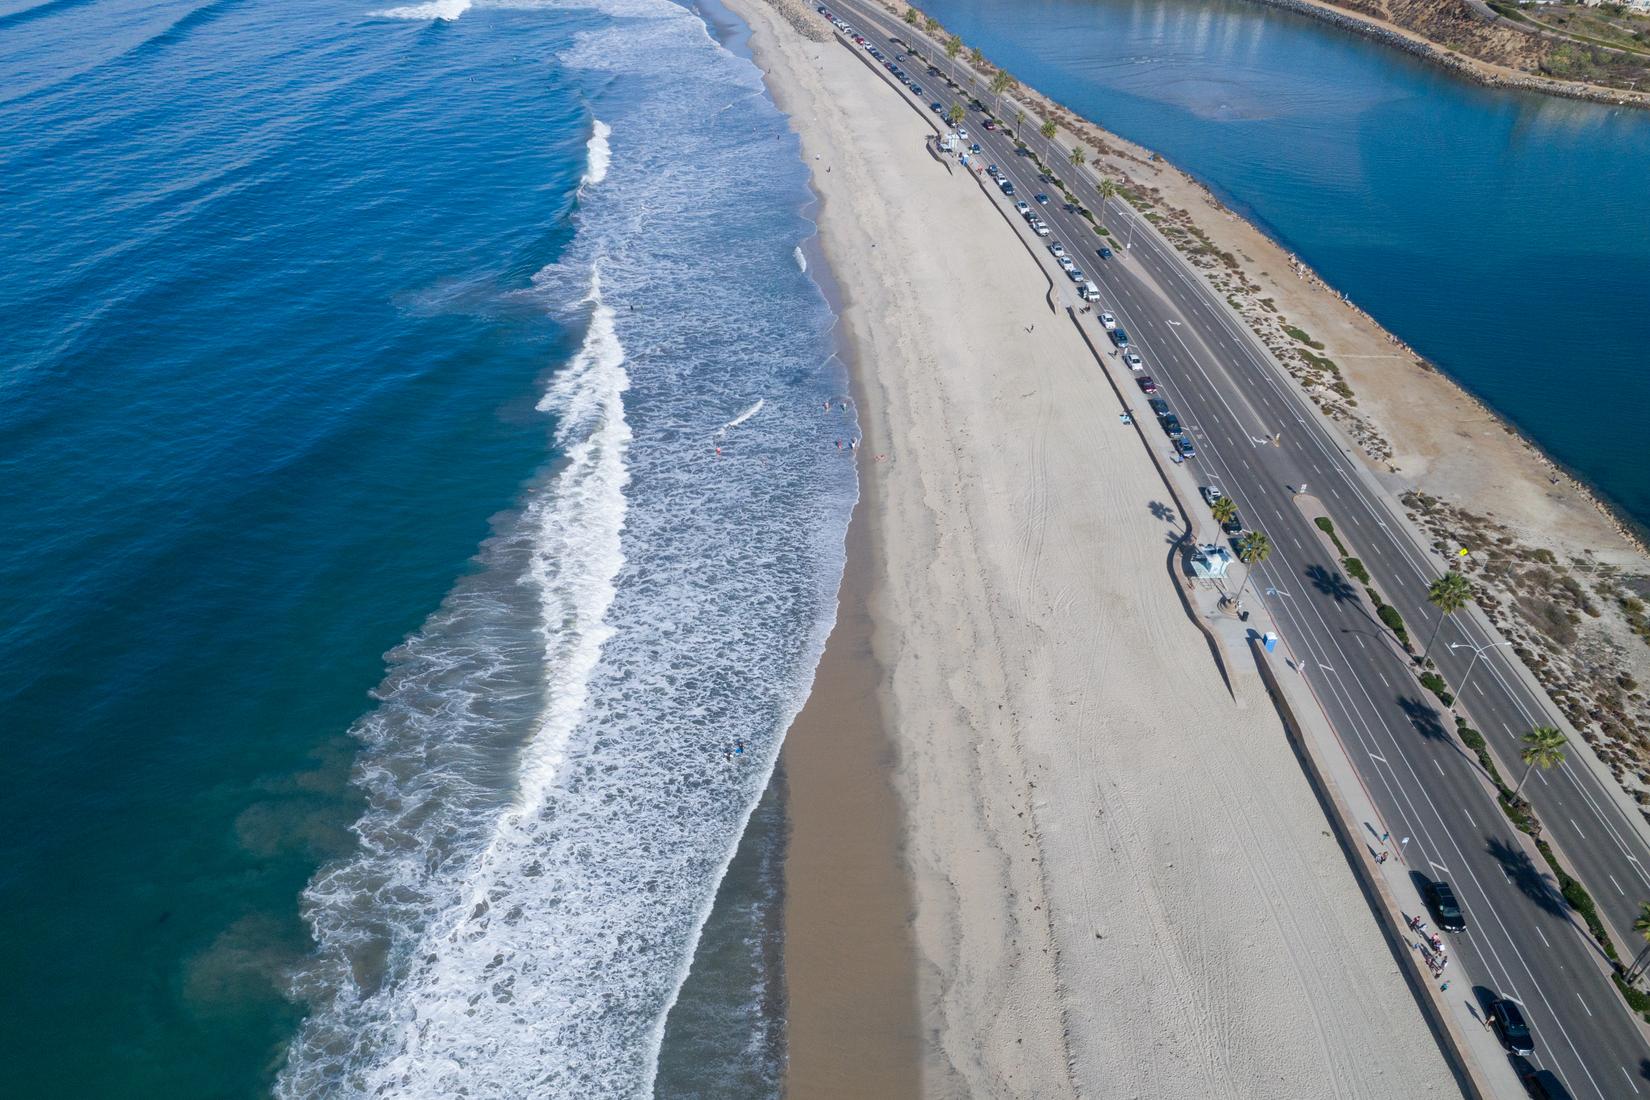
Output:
[{"xmin": 734, "ymin": 0, "xmax": 1462, "ymax": 1094}]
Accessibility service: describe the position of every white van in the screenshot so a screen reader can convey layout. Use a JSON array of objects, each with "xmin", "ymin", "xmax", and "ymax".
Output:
[{"xmin": 1081, "ymin": 281, "xmax": 1100, "ymax": 302}]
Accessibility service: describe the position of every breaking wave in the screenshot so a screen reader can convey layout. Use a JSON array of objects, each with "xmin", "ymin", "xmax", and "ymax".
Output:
[
  {"xmin": 372, "ymin": 0, "xmax": 470, "ymax": 20},
  {"xmin": 582, "ymin": 119, "xmax": 612, "ymax": 189}
]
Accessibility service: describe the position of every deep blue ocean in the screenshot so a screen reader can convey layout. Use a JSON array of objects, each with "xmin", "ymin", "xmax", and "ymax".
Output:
[
  {"xmin": 0, "ymin": 0, "xmax": 853, "ymax": 1094},
  {"xmin": 926, "ymin": 0, "xmax": 1650, "ymax": 532}
]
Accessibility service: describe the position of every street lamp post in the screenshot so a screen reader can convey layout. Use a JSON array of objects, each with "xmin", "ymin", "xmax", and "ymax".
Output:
[{"xmin": 1446, "ymin": 639, "xmax": 1512, "ymax": 702}]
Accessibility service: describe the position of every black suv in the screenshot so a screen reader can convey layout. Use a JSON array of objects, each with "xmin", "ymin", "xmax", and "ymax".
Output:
[
  {"xmin": 1489, "ymin": 998, "xmax": 1535, "ymax": 1055},
  {"xmin": 1426, "ymin": 880, "xmax": 1466, "ymax": 933}
]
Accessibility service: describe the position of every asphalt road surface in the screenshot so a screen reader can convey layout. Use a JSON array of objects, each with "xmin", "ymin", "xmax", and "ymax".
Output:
[{"xmin": 816, "ymin": 2, "xmax": 1650, "ymax": 1094}]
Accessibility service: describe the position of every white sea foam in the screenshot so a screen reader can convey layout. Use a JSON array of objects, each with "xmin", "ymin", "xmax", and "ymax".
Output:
[
  {"xmin": 372, "ymin": 0, "xmax": 470, "ymax": 20},
  {"xmin": 793, "ymin": 244, "xmax": 806, "ymax": 272},
  {"xmin": 280, "ymin": 0, "xmax": 853, "ymax": 1094},
  {"xmin": 581, "ymin": 120, "xmax": 612, "ymax": 189},
  {"xmin": 717, "ymin": 397, "xmax": 763, "ymax": 436}
]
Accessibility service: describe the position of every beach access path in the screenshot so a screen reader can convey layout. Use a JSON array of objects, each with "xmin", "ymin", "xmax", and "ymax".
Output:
[{"xmin": 731, "ymin": 0, "xmax": 1461, "ymax": 1094}]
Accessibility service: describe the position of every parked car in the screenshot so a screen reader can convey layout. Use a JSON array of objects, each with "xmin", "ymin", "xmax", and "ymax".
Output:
[
  {"xmin": 930, "ymin": 101, "xmax": 943, "ymax": 112},
  {"xmin": 1057, "ymin": 257, "xmax": 1075, "ymax": 273},
  {"xmin": 1015, "ymin": 200, "xmax": 1031, "ymax": 215},
  {"xmin": 1175, "ymin": 434, "xmax": 1196, "ymax": 458},
  {"xmin": 1000, "ymin": 180, "xmax": 1015, "ymax": 196},
  {"xmin": 1048, "ymin": 241, "xmax": 1066, "ymax": 257},
  {"xmin": 1031, "ymin": 221, "xmax": 1051, "ymax": 237},
  {"xmin": 1147, "ymin": 398, "xmax": 1170, "ymax": 418},
  {"xmin": 986, "ymin": 164, "xmax": 1000, "ymax": 178},
  {"xmin": 1137, "ymin": 376, "xmax": 1158, "ymax": 395},
  {"xmin": 1200, "ymin": 485, "xmax": 1225, "ymax": 507},
  {"xmin": 1099, "ymin": 311, "xmax": 1117, "ymax": 331},
  {"xmin": 1489, "ymin": 999, "xmax": 1535, "ymax": 1056},
  {"xmin": 969, "ymin": 142, "xmax": 982, "ymax": 153},
  {"xmin": 1160, "ymin": 413, "xmax": 1182, "ymax": 436},
  {"xmin": 1067, "ymin": 267, "xmax": 1085, "ymax": 283},
  {"xmin": 1425, "ymin": 880, "xmax": 1466, "ymax": 933},
  {"xmin": 911, "ymin": 84, "xmax": 923, "ymax": 95},
  {"xmin": 1109, "ymin": 327, "xmax": 1130, "ymax": 348},
  {"xmin": 1122, "ymin": 349, "xmax": 1143, "ymax": 371}
]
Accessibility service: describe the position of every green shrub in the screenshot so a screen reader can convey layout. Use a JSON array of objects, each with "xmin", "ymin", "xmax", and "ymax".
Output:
[
  {"xmin": 1343, "ymin": 557, "xmax": 1370, "ymax": 584},
  {"xmin": 1314, "ymin": 516, "xmax": 1350, "ymax": 557},
  {"xmin": 1612, "ymin": 973, "xmax": 1650, "ymax": 1023},
  {"xmin": 1377, "ymin": 603, "xmax": 1410, "ymax": 647},
  {"xmin": 1283, "ymin": 324, "xmax": 1325, "ymax": 350},
  {"xmin": 1455, "ymin": 721, "xmax": 1504, "ymax": 785}
]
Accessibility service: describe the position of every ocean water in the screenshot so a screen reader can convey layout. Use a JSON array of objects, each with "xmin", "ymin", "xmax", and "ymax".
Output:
[
  {"xmin": 925, "ymin": 0, "xmax": 1650, "ymax": 532},
  {"xmin": 0, "ymin": 0, "xmax": 853, "ymax": 1095}
]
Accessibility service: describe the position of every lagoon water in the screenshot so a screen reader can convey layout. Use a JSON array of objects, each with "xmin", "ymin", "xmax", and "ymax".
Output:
[
  {"xmin": 0, "ymin": 0, "xmax": 849, "ymax": 1095},
  {"xmin": 928, "ymin": 0, "xmax": 1650, "ymax": 531}
]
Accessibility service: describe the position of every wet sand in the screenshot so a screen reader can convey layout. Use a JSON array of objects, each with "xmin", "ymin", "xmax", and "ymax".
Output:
[{"xmin": 778, "ymin": 487, "xmax": 920, "ymax": 1097}]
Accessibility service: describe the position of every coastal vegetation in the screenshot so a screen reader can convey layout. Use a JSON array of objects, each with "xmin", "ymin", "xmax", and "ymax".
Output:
[
  {"xmin": 1241, "ymin": 0, "xmax": 1650, "ymax": 101},
  {"xmin": 1282, "ymin": 324, "xmax": 1324, "ymax": 349}
]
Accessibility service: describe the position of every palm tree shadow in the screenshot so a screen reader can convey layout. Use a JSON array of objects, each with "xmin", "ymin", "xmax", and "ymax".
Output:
[
  {"xmin": 1305, "ymin": 562, "xmax": 1358, "ymax": 604},
  {"xmin": 1396, "ymin": 695, "xmax": 1450, "ymax": 744},
  {"xmin": 1148, "ymin": 500, "xmax": 1175, "ymax": 523},
  {"xmin": 1484, "ymin": 834, "xmax": 1568, "ymax": 922}
]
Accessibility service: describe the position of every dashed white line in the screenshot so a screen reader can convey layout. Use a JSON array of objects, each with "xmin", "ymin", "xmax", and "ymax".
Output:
[
  {"xmin": 1609, "ymin": 872, "xmax": 1626, "ymax": 896},
  {"xmin": 1576, "ymin": 992, "xmax": 1593, "ymax": 1017}
]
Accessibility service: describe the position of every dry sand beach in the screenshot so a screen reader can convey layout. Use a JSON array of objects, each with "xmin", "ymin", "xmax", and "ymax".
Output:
[{"xmin": 732, "ymin": 0, "xmax": 1462, "ymax": 1094}]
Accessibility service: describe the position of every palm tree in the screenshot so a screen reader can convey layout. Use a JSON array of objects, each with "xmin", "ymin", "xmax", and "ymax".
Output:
[
  {"xmin": 1069, "ymin": 144, "xmax": 1086, "ymax": 169},
  {"xmin": 946, "ymin": 103, "xmax": 964, "ymax": 128},
  {"xmin": 1515, "ymin": 726, "xmax": 1567, "ymax": 796},
  {"xmin": 969, "ymin": 45, "xmax": 985, "ymax": 67},
  {"xmin": 1014, "ymin": 108, "xmax": 1025, "ymax": 130},
  {"xmin": 1040, "ymin": 118, "xmax": 1057, "ymax": 140},
  {"xmin": 905, "ymin": 6, "xmax": 919, "ymax": 25},
  {"xmin": 1423, "ymin": 570, "xmax": 1473, "ymax": 661},
  {"xmin": 924, "ymin": 14, "xmax": 940, "ymax": 33},
  {"xmin": 1097, "ymin": 178, "xmax": 1118, "ymax": 224},
  {"xmin": 989, "ymin": 70, "xmax": 1011, "ymax": 115},
  {"xmin": 1232, "ymin": 531, "xmax": 1272, "ymax": 607},
  {"xmin": 1627, "ymin": 902, "xmax": 1650, "ymax": 984},
  {"xmin": 1211, "ymin": 495, "xmax": 1238, "ymax": 531},
  {"xmin": 945, "ymin": 34, "xmax": 962, "ymax": 60}
]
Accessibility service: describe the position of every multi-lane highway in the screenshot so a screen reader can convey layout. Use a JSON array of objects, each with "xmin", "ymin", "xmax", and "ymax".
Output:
[{"xmin": 817, "ymin": 2, "xmax": 1650, "ymax": 1094}]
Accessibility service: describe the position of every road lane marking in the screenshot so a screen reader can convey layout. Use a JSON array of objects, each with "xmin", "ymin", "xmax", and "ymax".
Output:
[
  {"xmin": 1576, "ymin": 992, "xmax": 1593, "ymax": 1017},
  {"xmin": 1435, "ymin": 760, "xmax": 1445, "ymax": 776},
  {"xmin": 1464, "ymin": 810, "xmax": 1478, "ymax": 828},
  {"xmin": 1429, "ymin": 860, "xmax": 1449, "ymax": 874},
  {"xmin": 1369, "ymin": 752, "xmax": 1388, "ymax": 764},
  {"xmin": 1536, "ymin": 926, "xmax": 1549, "ymax": 948},
  {"xmin": 1570, "ymin": 817, "xmax": 1587, "ymax": 840},
  {"xmin": 1609, "ymin": 873, "xmax": 1626, "ymax": 896},
  {"xmin": 1624, "ymin": 1066, "xmax": 1643, "ymax": 1094}
]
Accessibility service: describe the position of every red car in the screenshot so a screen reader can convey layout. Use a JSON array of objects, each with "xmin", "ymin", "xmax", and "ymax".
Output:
[{"xmin": 1137, "ymin": 376, "xmax": 1158, "ymax": 394}]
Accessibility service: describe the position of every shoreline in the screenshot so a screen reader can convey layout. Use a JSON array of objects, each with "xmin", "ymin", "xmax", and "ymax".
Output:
[{"xmin": 728, "ymin": 0, "xmax": 1462, "ymax": 1092}]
